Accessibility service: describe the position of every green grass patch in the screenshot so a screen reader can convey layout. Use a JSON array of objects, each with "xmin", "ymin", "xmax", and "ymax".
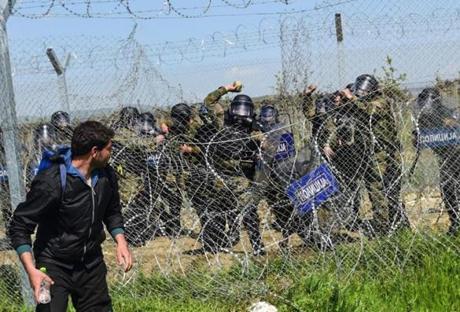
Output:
[{"xmin": 2, "ymin": 233, "xmax": 460, "ymax": 311}]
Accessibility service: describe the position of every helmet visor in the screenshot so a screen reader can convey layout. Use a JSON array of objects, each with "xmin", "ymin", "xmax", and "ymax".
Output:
[
  {"xmin": 260, "ymin": 108, "xmax": 276, "ymax": 123},
  {"xmin": 141, "ymin": 121, "xmax": 155, "ymax": 134},
  {"xmin": 231, "ymin": 104, "xmax": 252, "ymax": 118}
]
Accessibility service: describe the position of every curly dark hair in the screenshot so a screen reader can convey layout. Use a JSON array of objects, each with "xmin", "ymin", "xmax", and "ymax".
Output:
[{"xmin": 71, "ymin": 121, "xmax": 114, "ymax": 156}]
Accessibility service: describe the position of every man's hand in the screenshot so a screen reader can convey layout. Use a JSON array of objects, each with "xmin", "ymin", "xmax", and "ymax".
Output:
[
  {"xmin": 224, "ymin": 81, "xmax": 243, "ymax": 93},
  {"xmin": 115, "ymin": 234, "xmax": 133, "ymax": 272},
  {"xmin": 180, "ymin": 144, "xmax": 193, "ymax": 154},
  {"xmin": 19, "ymin": 251, "xmax": 54, "ymax": 303},
  {"xmin": 304, "ymin": 84, "xmax": 317, "ymax": 95},
  {"xmin": 340, "ymin": 88, "xmax": 354, "ymax": 100},
  {"xmin": 160, "ymin": 123, "xmax": 169, "ymax": 135},
  {"xmin": 28, "ymin": 267, "xmax": 54, "ymax": 303},
  {"xmin": 155, "ymin": 134, "xmax": 165, "ymax": 144},
  {"xmin": 323, "ymin": 145, "xmax": 335, "ymax": 161}
]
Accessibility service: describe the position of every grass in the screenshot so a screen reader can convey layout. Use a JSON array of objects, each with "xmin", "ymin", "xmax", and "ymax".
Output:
[{"xmin": 1, "ymin": 232, "xmax": 459, "ymax": 311}]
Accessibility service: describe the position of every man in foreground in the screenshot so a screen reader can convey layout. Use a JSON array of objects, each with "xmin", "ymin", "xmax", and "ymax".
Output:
[{"xmin": 8, "ymin": 120, "xmax": 133, "ymax": 312}]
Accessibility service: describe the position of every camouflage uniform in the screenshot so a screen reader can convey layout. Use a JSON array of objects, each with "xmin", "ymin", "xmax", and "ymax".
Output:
[
  {"xmin": 338, "ymin": 96, "xmax": 408, "ymax": 233},
  {"xmin": 184, "ymin": 89, "xmax": 264, "ymax": 254},
  {"xmin": 186, "ymin": 119, "xmax": 222, "ymax": 249},
  {"xmin": 318, "ymin": 103, "xmax": 365, "ymax": 230},
  {"xmin": 111, "ymin": 128, "xmax": 155, "ymax": 245},
  {"xmin": 204, "ymin": 87, "xmax": 230, "ymax": 130},
  {"xmin": 154, "ymin": 124, "xmax": 201, "ymax": 237},
  {"xmin": 204, "ymin": 126, "xmax": 264, "ymax": 253}
]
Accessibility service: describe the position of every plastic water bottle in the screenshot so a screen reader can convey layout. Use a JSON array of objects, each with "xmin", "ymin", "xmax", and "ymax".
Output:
[{"xmin": 38, "ymin": 267, "xmax": 51, "ymax": 304}]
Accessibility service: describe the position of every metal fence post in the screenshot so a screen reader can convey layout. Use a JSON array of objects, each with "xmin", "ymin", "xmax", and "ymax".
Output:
[
  {"xmin": 0, "ymin": 0, "xmax": 34, "ymax": 307},
  {"xmin": 46, "ymin": 48, "xmax": 71, "ymax": 112},
  {"xmin": 335, "ymin": 13, "xmax": 346, "ymax": 89}
]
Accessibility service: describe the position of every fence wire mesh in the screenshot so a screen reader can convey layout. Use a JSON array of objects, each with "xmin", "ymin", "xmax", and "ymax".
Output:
[{"xmin": 1, "ymin": 0, "xmax": 460, "ymax": 310}]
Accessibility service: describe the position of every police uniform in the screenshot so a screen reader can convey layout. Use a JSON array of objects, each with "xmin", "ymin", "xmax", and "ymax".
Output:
[
  {"xmin": 260, "ymin": 120, "xmax": 315, "ymax": 246},
  {"xmin": 331, "ymin": 74, "xmax": 408, "ymax": 234},
  {"xmin": 111, "ymin": 128, "xmax": 154, "ymax": 246},
  {"xmin": 205, "ymin": 125, "xmax": 264, "ymax": 254},
  {"xmin": 417, "ymin": 92, "xmax": 460, "ymax": 235},
  {"xmin": 195, "ymin": 91, "xmax": 265, "ymax": 254},
  {"xmin": 204, "ymin": 87, "xmax": 230, "ymax": 130},
  {"xmin": 318, "ymin": 101, "xmax": 369, "ymax": 230},
  {"xmin": 155, "ymin": 123, "xmax": 202, "ymax": 237},
  {"xmin": 184, "ymin": 115, "xmax": 223, "ymax": 251}
]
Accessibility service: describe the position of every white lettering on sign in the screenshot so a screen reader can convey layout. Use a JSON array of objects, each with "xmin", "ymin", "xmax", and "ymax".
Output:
[
  {"xmin": 295, "ymin": 174, "xmax": 330, "ymax": 203},
  {"xmin": 277, "ymin": 142, "xmax": 287, "ymax": 153},
  {"xmin": 420, "ymin": 131, "xmax": 458, "ymax": 144}
]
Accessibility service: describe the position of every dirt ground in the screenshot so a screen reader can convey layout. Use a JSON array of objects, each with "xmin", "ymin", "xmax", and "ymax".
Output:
[{"xmin": 103, "ymin": 188, "xmax": 449, "ymax": 281}]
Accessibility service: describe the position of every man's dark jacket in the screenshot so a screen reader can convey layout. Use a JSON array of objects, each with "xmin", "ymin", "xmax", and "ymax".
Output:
[{"xmin": 8, "ymin": 150, "xmax": 124, "ymax": 269}]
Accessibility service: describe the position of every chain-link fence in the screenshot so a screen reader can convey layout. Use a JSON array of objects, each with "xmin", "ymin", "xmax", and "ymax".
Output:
[{"xmin": 1, "ymin": 0, "xmax": 460, "ymax": 311}]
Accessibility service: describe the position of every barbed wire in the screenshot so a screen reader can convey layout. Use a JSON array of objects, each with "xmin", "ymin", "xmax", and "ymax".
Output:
[
  {"xmin": 9, "ymin": 7, "xmax": 460, "ymax": 75},
  {"xmin": 10, "ymin": 0, "xmax": 298, "ymax": 19},
  {"xmin": 2, "ymin": 1, "xmax": 460, "ymax": 309}
]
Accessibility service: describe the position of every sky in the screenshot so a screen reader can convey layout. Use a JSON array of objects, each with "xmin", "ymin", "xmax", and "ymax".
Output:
[{"xmin": 4, "ymin": 0, "xmax": 460, "ymax": 117}]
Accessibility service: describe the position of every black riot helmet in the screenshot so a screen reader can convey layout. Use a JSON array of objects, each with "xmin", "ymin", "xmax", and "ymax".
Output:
[
  {"xmin": 227, "ymin": 94, "xmax": 254, "ymax": 126},
  {"xmin": 416, "ymin": 88, "xmax": 442, "ymax": 112},
  {"xmin": 137, "ymin": 112, "xmax": 157, "ymax": 135},
  {"xmin": 50, "ymin": 111, "xmax": 71, "ymax": 130},
  {"xmin": 171, "ymin": 103, "xmax": 192, "ymax": 124},
  {"xmin": 315, "ymin": 95, "xmax": 335, "ymax": 114},
  {"xmin": 259, "ymin": 104, "xmax": 279, "ymax": 126},
  {"xmin": 352, "ymin": 74, "xmax": 379, "ymax": 99},
  {"xmin": 118, "ymin": 106, "xmax": 140, "ymax": 129}
]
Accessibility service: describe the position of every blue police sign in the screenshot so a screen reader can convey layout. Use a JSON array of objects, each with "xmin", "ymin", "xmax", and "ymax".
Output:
[
  {"xmin": 419, "ymin": 127, "xmax": 460, "ymax": 149},
  {"xmin": 286, "ymin": 163, "xmax": 339, "ymax": 214},
  {"xmin": 275, "ymin": 132, "xmax": 296, "ymax": 161}
]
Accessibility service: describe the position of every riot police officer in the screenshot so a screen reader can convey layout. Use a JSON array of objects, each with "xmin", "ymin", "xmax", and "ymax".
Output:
[
  {"xmin": 203, "ymin": 81, "xmax": 243, "ymax": 129},
  {"xmin": 258, "ymin": 103, "xmax": 315, "ymax": 249},
  {"xmin": 119, "ymin": 111, "xmax": 169, "ymax": 246},
  {"xmin": 26, "ymin": 123, "xmax": 58, "ymax": 184},
  {"xmin": 201, "ymin": 93, "xmax": 265, "ymax": 255},
  {"xmin": 112, "ymin": 106, "xmax": 141, "ymax": 131},
  {"xmin": 110, "ymin": 107, "xmax": 152, "ymax": 246},
  {"xmin": 34, "ymin": 123, "xmax": 56, "ymax": 151},
  {"xmin": 156, "ymin": 103, "xmax": 200, "ymax": 237},
  {"xmin": 50, "ymin": 111, "xmax": 72, "ymax": 145},
  {"xmin": 315, "ymin": 94, "xmax": 366, "ymax": 231},
  {"xmin": 137, "ymin": 112, "xmax": 160, "ymax": 136},
  {"xmin": 415, "ymin": 87, "xmax": 460, "ymax": 236},
  {"xmin": 331, "ymin": 74, "xmax": 409, "ymax": 235}
]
